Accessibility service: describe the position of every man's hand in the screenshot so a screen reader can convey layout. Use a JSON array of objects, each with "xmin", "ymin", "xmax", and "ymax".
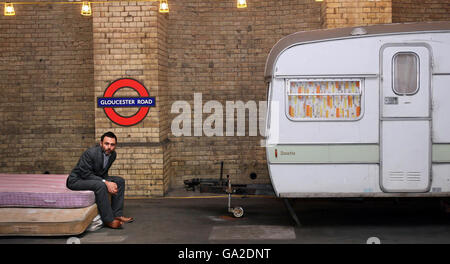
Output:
[{"xmin": 104, "ymin": 180, "xmax": 118, "ymax": 195}]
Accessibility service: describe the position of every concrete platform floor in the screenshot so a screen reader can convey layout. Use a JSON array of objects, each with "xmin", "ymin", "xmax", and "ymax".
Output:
[{"xmin": 0, "ymin": 189, "xmax": 449, "ymax": 244}]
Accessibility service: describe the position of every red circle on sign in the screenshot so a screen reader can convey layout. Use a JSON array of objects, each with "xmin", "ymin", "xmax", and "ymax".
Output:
[{"xmin": 103, "ymin": 78, "xmax": 150, "ymax": 126}]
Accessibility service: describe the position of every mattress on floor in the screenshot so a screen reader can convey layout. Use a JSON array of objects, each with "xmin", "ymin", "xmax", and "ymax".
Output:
[
  {"xmin": 0, "ymin": 174, "xmax": 95, "ymax": 208},
  {"xmin": 0, "ymin": 204, "xmax": 98, "ymax": 236}
]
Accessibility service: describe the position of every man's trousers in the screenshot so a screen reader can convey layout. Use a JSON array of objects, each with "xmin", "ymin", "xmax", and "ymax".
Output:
[{"xmin": 67, "ymin": 176, "xmax": 125, "ymax": 223}]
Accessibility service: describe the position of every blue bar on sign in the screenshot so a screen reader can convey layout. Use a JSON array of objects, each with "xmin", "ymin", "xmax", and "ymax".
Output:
[{"xmin": 97, "ymin": 97, "xmax": 156, "ymax": 108}]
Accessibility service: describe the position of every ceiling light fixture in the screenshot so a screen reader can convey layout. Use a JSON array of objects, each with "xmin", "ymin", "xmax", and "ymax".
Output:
[
  {"xmin": 81, "ymin": 2, "xmax": 92, "ymax": 16},
  {"xmin": 237, "ymin": 0, "xmax": 247, "ymax": 9},
  {"xmin": 4, "ymin": 2, "xmax": 15, "ymax": 16},
  {"xmin": 159, "ymin": 0, "xmax": 169, "ymax": 13}
]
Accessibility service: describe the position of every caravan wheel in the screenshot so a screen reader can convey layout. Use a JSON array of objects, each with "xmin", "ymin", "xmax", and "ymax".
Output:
[{"xmin": 232, "ymin": 207, "xmax": 244, "ymax": 218}]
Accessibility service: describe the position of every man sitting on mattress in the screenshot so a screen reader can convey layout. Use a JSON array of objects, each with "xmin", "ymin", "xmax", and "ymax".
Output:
[{"xmin": 66, "ymin": 131, "xmax": 134, "ymax": 229}]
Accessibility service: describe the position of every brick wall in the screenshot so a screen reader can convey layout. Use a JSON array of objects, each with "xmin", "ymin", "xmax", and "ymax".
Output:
[
  {"xmin": 0, "ymin": 3, "xmax": 94, "ymax": 174},
  {"xmin": 166, "ymin": 0, "xmax": 322, "ymax": 187},
  {"xmin": 392, "ymin": 0, "xmax": 450, "ymax": 22},
  {"xmin": 1, "ymin": 0, "xmax": 449, "ymax": 197},
  {"xmin": 321, "ymin": 0, "xmax": 392, "ymax": 29}
]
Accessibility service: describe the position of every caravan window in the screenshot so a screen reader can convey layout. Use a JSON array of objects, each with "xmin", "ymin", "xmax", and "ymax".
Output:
[
  {"xmin": 286, "ymin": 79, "xmax": 362, "ymax": 121},
  {"xmin": 393, "ymin": 52, "xmax": 419, "ymax": 95}
]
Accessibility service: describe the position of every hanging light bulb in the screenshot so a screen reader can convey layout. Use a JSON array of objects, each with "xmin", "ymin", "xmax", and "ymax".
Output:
[
  {"xmin": 81, "ymin": 2, "xmax": 92, "ymax": 16},
  {"xmin": 237, "ymin": 0, "xmax": 247, "ymax": 8},
  {"xmin": 315, "ymin": 0, "xmax": 324, "ymax": 2},
  {"xmin": 159, "ymin": 0, "xmax": 169, "ymax": 13},
  {"xmin": 4, "ymin": 2, "xmax": 15, "ymax": 16}
]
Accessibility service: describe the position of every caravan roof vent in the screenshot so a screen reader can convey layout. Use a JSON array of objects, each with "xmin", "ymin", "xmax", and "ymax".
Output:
[{"xmin": 351, "ymin": 27, "xmax": 368, "ymax": 36}]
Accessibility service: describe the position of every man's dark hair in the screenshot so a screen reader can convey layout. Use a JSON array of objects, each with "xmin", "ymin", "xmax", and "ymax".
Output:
[{"xmin": 101, "ymin": 131, "xmax": 117, "ymax": 143}]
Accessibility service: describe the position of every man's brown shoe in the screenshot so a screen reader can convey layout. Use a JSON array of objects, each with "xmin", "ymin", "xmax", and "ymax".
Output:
[
  {"xmin": 114, "ymin": 216, "xmax": 134, "ymax": 223},
  {"xmin": 105, "ymin": 219, "xmax": 123, "ymax": 229}
]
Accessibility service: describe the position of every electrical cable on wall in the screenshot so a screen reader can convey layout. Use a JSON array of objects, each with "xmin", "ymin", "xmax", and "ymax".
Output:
[
  {"xmin": 1, "ymin": 0, "xmax": 173, "ymax": 16},
  {"xmin": 1, "ymin": 0, "xmax": 260, "ymax": 16}
]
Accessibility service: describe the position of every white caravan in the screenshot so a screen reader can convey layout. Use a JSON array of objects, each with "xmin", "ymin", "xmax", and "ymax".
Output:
[{"xmin": 265, "ymin": 21, "xmax": 450, "ymax": 199}]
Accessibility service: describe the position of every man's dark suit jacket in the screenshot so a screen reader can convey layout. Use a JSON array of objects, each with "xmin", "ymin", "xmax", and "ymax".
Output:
[{"xmin": 67, "ymin": 144, "xmax": 116, "ymax": 185}]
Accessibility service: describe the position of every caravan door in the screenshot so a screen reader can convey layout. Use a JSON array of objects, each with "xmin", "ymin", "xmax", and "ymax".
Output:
[{"xmin": 380, "ymin": 44, "xmax": 431, "ymax": 192}]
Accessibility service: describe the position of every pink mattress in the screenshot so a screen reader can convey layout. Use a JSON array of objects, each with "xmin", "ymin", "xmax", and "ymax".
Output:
[{"xmin": 0, "ymin": 174, "xmax": 95, "ymax": 208}]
